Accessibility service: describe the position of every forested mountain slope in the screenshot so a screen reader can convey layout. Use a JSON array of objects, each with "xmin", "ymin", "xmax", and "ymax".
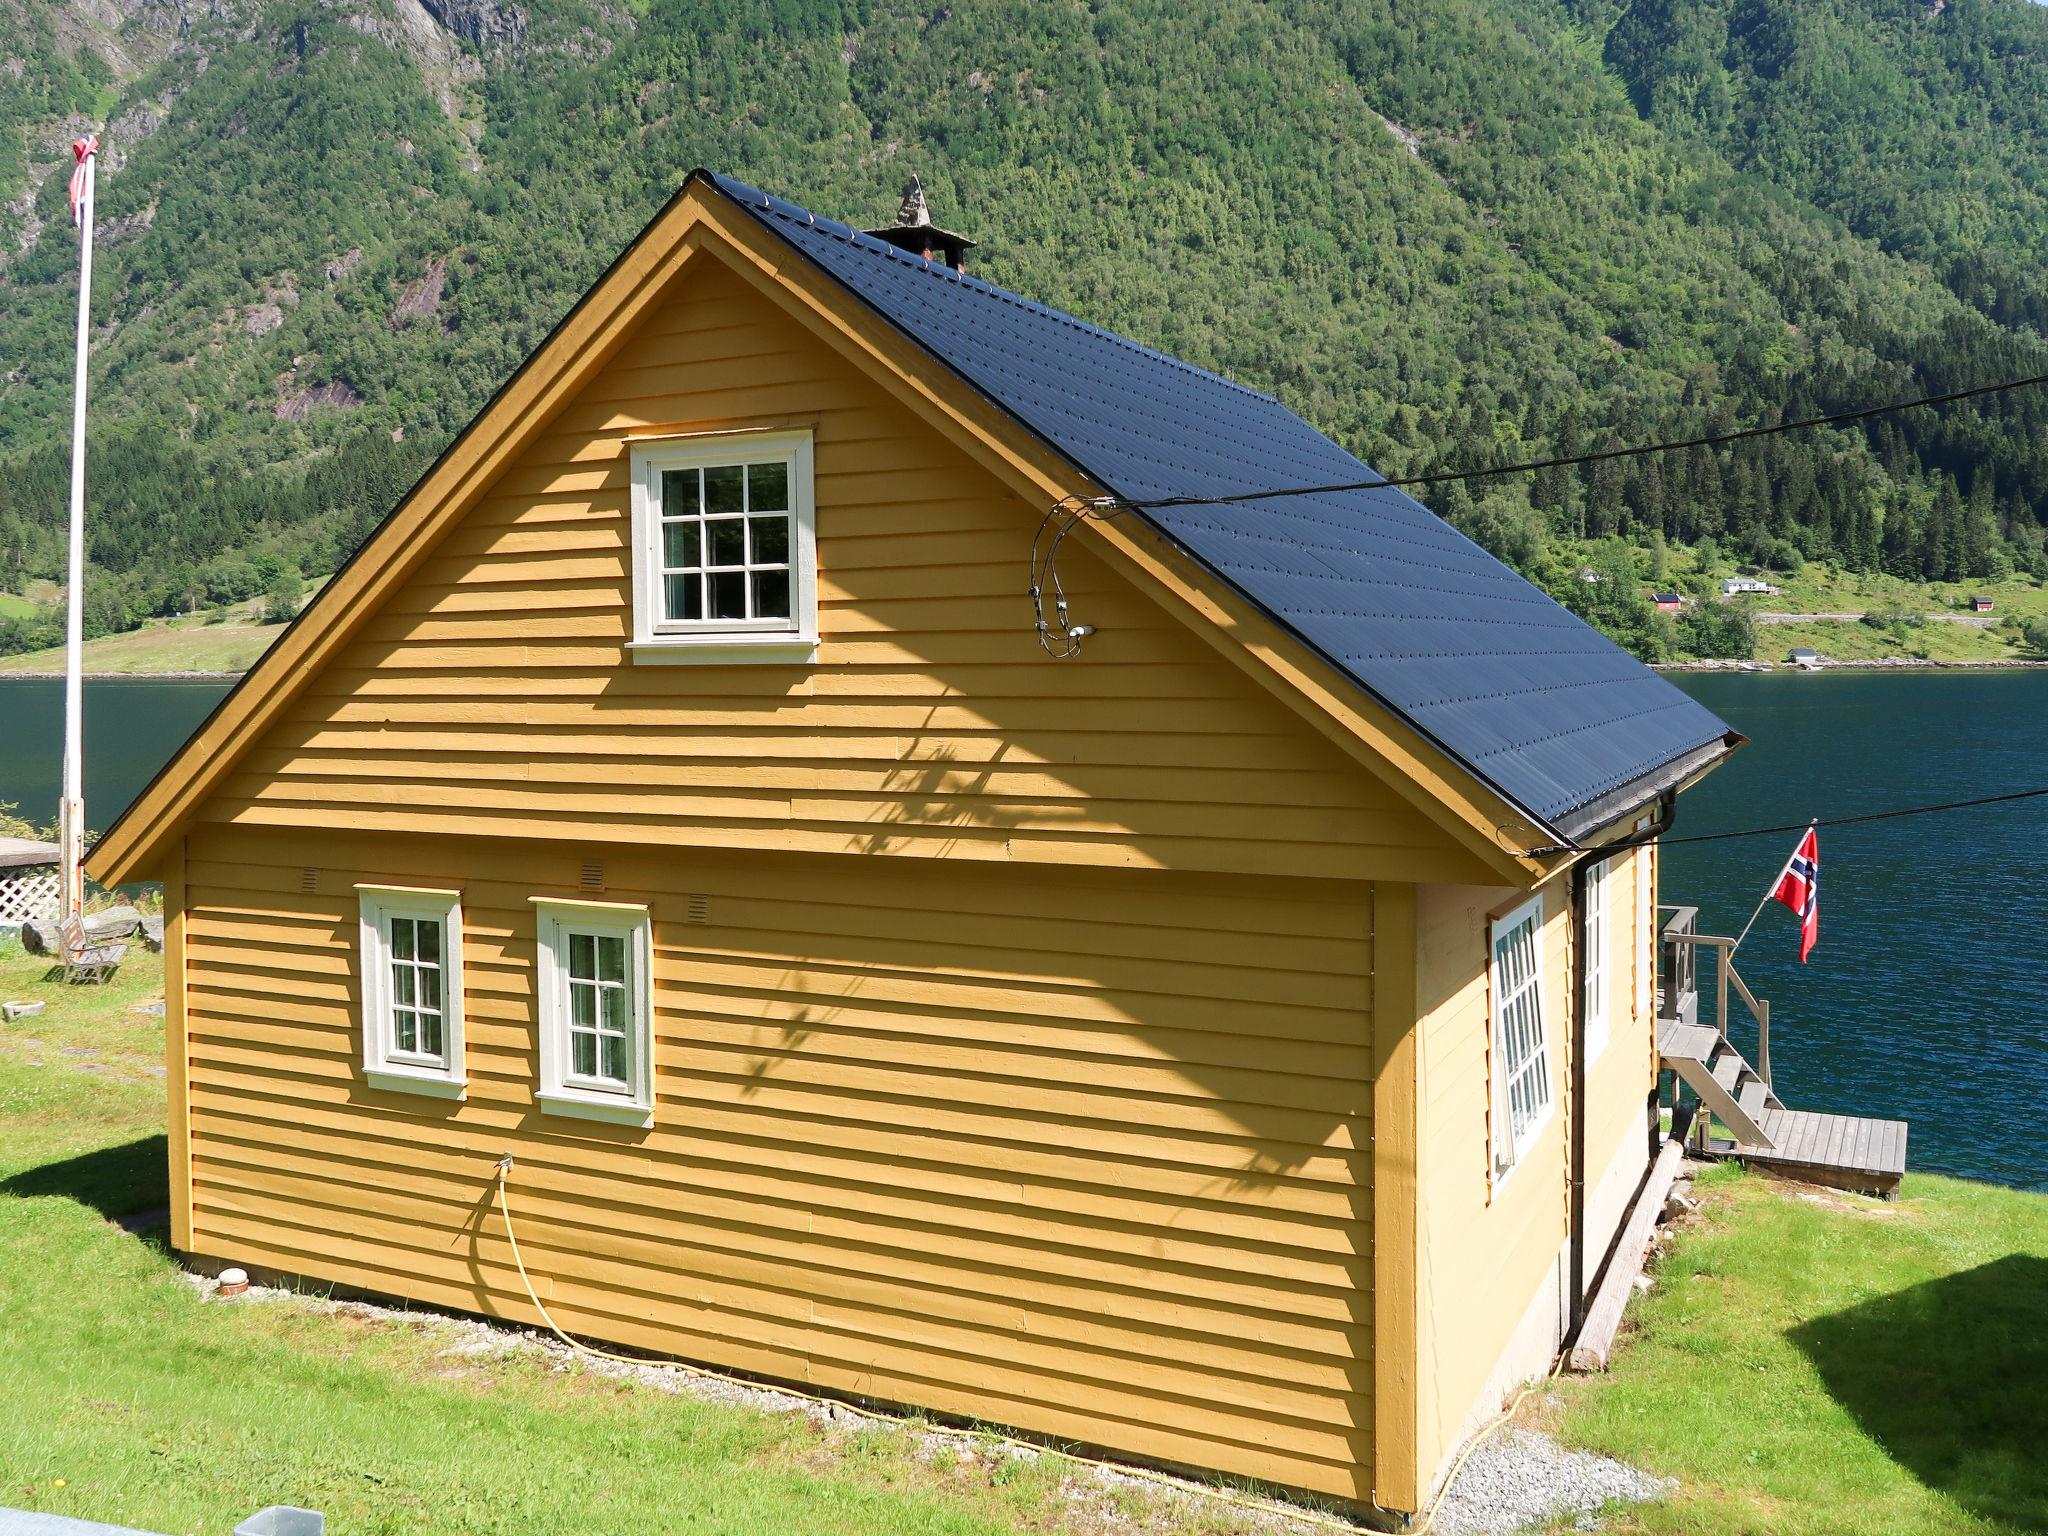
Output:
[{"xmin": 1, "ymin": 0, "xmax": 2045, "ymax": 660}]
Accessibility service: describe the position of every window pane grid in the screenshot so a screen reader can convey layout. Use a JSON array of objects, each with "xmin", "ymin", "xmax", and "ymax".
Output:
[
  {"xmin": 658, "ymin": 460, "xmax": 794, "ymax": 626},
  {"xmin": 1584, "ymin": 860, "xmax": 1610, "ymax": 1055},
  {"xmin": 564, "ymin": 929, "xmax": 632, "ymax": 1090},
  {"xmin": 386, "ymin": 915, "xmax": 445, "ymax": 1064},
  {"xmin": 1493, "ymin": 909, "xmax": 1552, "ymax": 1163}
]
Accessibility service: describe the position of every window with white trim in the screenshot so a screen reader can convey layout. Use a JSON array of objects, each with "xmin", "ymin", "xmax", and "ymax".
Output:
[
  {"xmin": 534, "ymin": 899, "xmax": 654, "ymax": 1125},
  {"xmin": 1583, "ymin": 857, "xmax": 1611, "ymax": 1063},
  {"xmin": 357, "ymin": 885, "xmax": 466, "ymax": 1097},
  {"xmin": 1490, "ymin": 895, "xmax": 1553, "ymax": 1179},
  {"xmin": 628, "ymin": 430, "xmax": 817, "ymax": 663}
]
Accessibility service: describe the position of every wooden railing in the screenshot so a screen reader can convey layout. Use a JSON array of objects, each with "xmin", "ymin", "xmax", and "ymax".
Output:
[{"xmin": 1658, "ymin": 905, "xmax": 1774, "ymax": 1086}]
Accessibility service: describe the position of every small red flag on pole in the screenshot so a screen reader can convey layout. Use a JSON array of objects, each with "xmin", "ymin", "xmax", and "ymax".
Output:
[{"xmin": 68, "ymin": 134, "xmax": 98, "ymax": 228}]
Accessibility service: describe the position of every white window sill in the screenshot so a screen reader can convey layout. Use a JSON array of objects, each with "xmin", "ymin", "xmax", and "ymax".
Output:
[
  {"xmin": 536, "ymin": 1090, "xmax": 653, "ymax": 1127},
  {"xmin": 626, "ymin": 637, "xmax": 817, "ymax": 666},
  {"xmin": 364, "ymin": 1067, "xmax": 467, "ymax": 1100}
]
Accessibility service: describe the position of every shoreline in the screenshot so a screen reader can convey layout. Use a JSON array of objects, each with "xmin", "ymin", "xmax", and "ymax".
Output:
[
  {"xmin": 1656, "ymin": 657, "xmax": 2048, "ymax": 673},
  {"xmin": 4, "ymin": 656, "xmax": 2047, "ymax": 682},
  {"xmin": 0, "ymin": 670, "xmax": 247, "ymax": 681}
]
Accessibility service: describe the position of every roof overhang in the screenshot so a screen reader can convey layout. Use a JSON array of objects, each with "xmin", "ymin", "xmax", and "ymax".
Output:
[{"xmin": 1552, "ymin": 730, "xmax": 1746, "ymax": 852}]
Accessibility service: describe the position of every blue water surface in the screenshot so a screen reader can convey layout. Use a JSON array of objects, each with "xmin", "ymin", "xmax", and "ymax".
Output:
[
  {"xmin": 0, "ymin": 678, "xmax": 232, "ymax": 835},
  {"xmin": 1666, "ymin": 670, "xmax": 2048, "ymax": 1191}
]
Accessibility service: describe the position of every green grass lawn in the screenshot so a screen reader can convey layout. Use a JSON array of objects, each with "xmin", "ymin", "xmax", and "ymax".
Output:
[
  {"xmin": 1547, "ymin": 1163, "xmax": 2048, "ymax": 1535},
  {"xmin": 0, "ymin": 591, "xmax": 36, "ymax": 622}
]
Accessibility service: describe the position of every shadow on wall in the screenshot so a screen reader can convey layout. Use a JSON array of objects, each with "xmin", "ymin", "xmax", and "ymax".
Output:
[
  {"xmin": 1788, "ymin": 1253, "xmax": 2048, "ymax": 1532},
  {"xmin": 0, "ymin": 1133, "xmax": 168, "ymax": 1220}
]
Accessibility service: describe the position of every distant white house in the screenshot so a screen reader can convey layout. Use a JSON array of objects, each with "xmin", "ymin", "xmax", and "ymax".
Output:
[
  {"xmin": 1787, "ymin": 647, "xmax": 1822, "ymax": 670},
  {"xmin": 1723, "ymin": 576, "xmax": 1777, "ymax": 596}
]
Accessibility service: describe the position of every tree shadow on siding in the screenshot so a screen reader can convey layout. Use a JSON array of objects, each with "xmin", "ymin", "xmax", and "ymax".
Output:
[
  {"xmin": 1788, "ymin": 1254, "xmax": 2048, "ymax": 1531},
  {"xmin": 1, "ymin": 1133, "xmax": 168, "ymax": 1222}
]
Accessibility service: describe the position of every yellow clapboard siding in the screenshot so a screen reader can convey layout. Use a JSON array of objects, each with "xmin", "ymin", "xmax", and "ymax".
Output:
[
  {"xmin": 192, "ymin": 1154, "xmax": 1363, "ymax": 1412},
  {"xmin": 178, "ymin": 817, "xmax": 1374, "ymax": 1500},
  {"xmin": 185, "ymin": 1096, "xmax": 1371, "ymax": 1301},
  {"xmin": 197, "ymin": 799, "xmax": 1462, "ymax": 882}
]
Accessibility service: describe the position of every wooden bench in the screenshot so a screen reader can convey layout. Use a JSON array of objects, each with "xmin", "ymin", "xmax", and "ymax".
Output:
[{"xmin": 58, "ymin": 912, "xmax": 126, "ymax": 985}]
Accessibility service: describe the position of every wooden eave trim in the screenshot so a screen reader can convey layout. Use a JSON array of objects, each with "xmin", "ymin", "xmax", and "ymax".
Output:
[
  {"xmin": 687, "ymin": 196, "xmax": 1548, "ymax": 884},
  {"xmin": 87, "ymin": 192, "xmax": 719, "ymax": 886}
]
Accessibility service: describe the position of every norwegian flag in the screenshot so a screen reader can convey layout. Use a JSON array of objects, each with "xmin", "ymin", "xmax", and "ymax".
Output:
[
  {"xmin": 68, "ymin": 135, "xmax": 98, "ymax": 228},
  {"xmin": 1770, "ymin": 826, "xmax": 1820, "ymax": 963}
]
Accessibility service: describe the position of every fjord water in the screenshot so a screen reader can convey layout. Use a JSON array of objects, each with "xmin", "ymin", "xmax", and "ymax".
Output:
[
  {"xmin": 1667, "ymin": 670, "xmax": 2048, "ymax": 1190},
  {"xmin": 0, "ymin": 678, "xmax": 232, "ymax": 834},
  {"xmin": 0, "ymin": 672, "xmax": 2040, "ymax": 1187}
]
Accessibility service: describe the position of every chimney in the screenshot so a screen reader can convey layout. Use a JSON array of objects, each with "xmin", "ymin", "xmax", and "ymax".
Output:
[{"xmin": 863, "ymin": 175, "xmax": 976, "ymax": 273}]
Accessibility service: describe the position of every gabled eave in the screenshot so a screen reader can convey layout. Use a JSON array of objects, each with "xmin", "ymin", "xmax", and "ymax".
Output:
[{"xmin": 93, "ymin": 172, "xmax": 1577, "ymax": 890}]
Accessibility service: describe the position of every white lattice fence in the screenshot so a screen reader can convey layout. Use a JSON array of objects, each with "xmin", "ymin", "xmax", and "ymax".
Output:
[{"xmin": 0, "ymin": 872, "xmax": 59, "ymax": 928}]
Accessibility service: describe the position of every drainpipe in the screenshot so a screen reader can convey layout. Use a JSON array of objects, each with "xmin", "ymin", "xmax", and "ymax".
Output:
[{"xmin": 1566, "ymin": 790, "xmax": 1676, "ymax": 1346}]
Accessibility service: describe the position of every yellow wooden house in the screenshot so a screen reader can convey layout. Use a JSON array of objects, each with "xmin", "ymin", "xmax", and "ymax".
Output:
[{"xmin": 92, "ymin": 172, "xmax": 1740, "ymax": 1522}]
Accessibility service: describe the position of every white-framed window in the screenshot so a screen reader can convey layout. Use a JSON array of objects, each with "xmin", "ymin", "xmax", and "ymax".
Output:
[
  {"xmin": 627, "ymin": 429, "xmax": 817, "ymax": 664},
  {"xmin": 356, "ymin": 884, "xmax": 466, "ymax": 1098},
  {"xmin": 1583, "ymin": 857, "xmax": 1611, "ymax": 1063},
  {"xmin": 1489, "ymin": 894, "xmax": 1553, "ymax": 1180},
  {"xmin": 532, "ymin": 898, "xmax": 655, "ymax": 1126}
]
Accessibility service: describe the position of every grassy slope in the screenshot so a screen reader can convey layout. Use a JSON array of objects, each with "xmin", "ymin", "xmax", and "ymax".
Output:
[
  {"xmin": 1549, "ymin": 1163, "xmax": 2048, "ymax": 1534},
  {"xmin": 0, "ymin": 613, "xmax": 287, "ymax": 675}
]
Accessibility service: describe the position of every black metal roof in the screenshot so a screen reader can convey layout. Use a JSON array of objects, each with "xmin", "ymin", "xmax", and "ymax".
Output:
[{"xmin": 706, "ymin": 172, "xmax": 1736, "ymax": 839}]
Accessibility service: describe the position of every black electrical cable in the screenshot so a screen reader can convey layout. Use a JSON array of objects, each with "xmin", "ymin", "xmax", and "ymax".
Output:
[
  {"xmin": 1526, "ymin": 784, "xmax": 2048, "ymax": 856},
  {"xmin": 1107, "ymin": 370, "xmax": 2048, "ymax": 512}
]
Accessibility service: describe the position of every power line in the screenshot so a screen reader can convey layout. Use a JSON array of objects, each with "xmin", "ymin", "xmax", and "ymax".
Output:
[
  {"xmin": 1030, "ymin": 366, "xmax": 2048, "ymax": 655},
  {"xmin": 1111, "ymin": 369, "xmax": 2048, "ymax": 513},
  {"xmin": 1534, "ymin": 784, "xmax": 2048, "ymax": 855}
]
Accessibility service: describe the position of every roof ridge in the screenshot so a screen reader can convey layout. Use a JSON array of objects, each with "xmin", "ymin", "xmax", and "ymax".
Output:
[{"xmin": 705, "ymin": 172, "xmax": 1279, "ymax": 407}]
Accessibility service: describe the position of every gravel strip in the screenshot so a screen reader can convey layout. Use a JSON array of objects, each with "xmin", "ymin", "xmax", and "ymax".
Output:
[{"xmin": 1430, "ymin": 1427, "xmax": 1670, "ymax": 1536}]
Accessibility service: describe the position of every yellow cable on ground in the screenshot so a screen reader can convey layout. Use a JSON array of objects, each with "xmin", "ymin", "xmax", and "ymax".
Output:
[{"xmin": 491, "ymin": 1156, "xmax": 1367, "ymax": 1532}]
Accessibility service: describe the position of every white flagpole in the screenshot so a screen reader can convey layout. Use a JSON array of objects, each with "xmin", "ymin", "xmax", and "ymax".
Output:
[
  {"xmin": 59, "ymin": 137, "xmax": 97, "ymax": 919},
  {"xmin": 1730, "ymin": 818, "xmax": 1816, "ymax": 958}
]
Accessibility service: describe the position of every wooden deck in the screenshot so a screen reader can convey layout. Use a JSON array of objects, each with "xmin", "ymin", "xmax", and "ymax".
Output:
[
  {"xmin": 1658, "ymin": 1020, "xmax": 1908, "ymax": 1199},
  {"xmin": 1744, "ymin": 1108, "xmax": 1909, "ymax": 1198}
]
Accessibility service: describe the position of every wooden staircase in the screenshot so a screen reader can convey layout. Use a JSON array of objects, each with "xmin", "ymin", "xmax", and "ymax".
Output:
[
  {"xmin": 1656, "ymin": 906, "xmax": 1909, "ymax": 1199},
  {"xmin": 1657, "ymin": 1018, "xmax": 1908, "ymax": 1198},
  {"xmin": 1658, "ymin": 1020, "xmax": 1780, "ymax": 1148}
]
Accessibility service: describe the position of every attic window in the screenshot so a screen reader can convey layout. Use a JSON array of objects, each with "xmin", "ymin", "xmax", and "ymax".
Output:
[{"xmin": 627, "ymin": 430, "xmax": 817, "ymax": 664}]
